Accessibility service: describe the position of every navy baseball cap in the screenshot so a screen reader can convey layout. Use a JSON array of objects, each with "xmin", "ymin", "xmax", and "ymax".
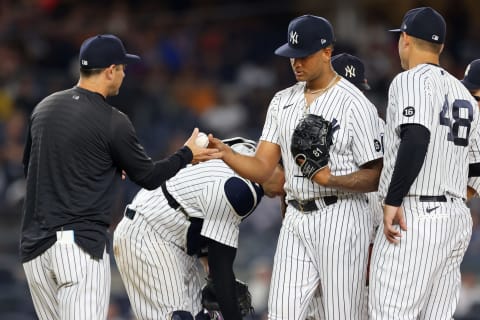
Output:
[
  {"xmin": 462, "ymin": 59, "xmax": 480, "ymax": 91},
  {"xmin": 389, "ymin": 7, "xmax": 446, "ymax": 44},
  {"xmin": 332, "ymin": 53, "xmax": 370, "ymax": 91},
  {"xmin": 275, "ymin": 15, "xmax": 335, "ymax": 58},
  {"xmin": 79, "ymin": 34, "xmax": 141, "ymax": 69}
]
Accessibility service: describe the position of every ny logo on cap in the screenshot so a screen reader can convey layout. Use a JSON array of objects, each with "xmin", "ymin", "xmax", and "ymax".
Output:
[
  {"xmin": 432, "ymin": 35, "xmax": 439, "ymax": 41},
  {"xmin": 290, "ymin": 31, "xmax": 299, "ymax": 45},
  {"xmin": 81, "ymin": 59, "xmax": 88, "ymax": 66},
  {"xmin": 344, "ymin": 65, "xmax": 356, "ymax": 78}
]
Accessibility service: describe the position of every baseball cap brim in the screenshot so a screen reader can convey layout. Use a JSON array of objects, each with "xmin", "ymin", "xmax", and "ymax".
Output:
[
  {"xmin": 461, "ymin": 79, "xmax": 480, "ymax": 91},
  {"xmin": 274, "ymin": 43, "xmax": 317, "ymax": 58},
  {"xmin": 357, "ymin": 82, "xmax": 371, "ymax": 91},
  {"xmin": 124, "ymin": 53, "xmax": 141, "ymax": 64}
]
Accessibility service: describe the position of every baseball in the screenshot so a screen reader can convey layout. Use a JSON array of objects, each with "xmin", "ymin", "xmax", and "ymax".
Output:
[{"xmin": 195, "ymin": 132, "xmax": 209, "ymax": 148}]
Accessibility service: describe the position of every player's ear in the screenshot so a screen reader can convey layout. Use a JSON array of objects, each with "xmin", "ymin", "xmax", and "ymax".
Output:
[{"xmin": 105, "ymin": 64, "xmax": 116, "ymax": 80}]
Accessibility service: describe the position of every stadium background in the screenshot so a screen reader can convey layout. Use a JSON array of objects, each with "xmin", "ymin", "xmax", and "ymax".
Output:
[{"xmin": 0, "ymin": 0, "xmax": 479, "ymax": 318}]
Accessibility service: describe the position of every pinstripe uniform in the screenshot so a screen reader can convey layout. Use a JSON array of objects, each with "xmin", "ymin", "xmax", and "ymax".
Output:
[
  {"xmin": 368, "ymin": 117, "xmax": 386, "ymax": 236},
  {"xmin": 371, "ymin": 64, "xmax": 480, "ymax": 319},
  {"xmin": 262, "ymin": 78, "xmax": 383, "ymax": 320},
  {"xmin": 113, "ymin": 151, "xmax": 262, "ymax": 319}
]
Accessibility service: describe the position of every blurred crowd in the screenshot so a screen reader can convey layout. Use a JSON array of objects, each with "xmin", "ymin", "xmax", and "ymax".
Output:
[{"xmin": 0, "ymin": 0, "xmax": 479, "ymax": 319}]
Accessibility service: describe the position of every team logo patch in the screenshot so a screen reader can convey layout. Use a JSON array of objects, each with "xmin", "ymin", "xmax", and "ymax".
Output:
[
  {"xmin": 374, "ymin": 139, "xmax": 381, "ymax": 152},
  {"xmin": 403, "ymin": 106, "xmax": 415, "ymax": 117}
]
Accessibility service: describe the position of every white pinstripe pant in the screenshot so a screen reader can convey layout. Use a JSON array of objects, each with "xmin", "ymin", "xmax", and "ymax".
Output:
[
  {"xmin": 113, "ymin": 212, "xmax": 202, "ymax": 320},
  {"xmin": 268, "ymin": 196, "xmax": 371, "ymax": 320},
  {"xmin": 369, "ymin": 197, "xmax": 472, "ymax": 319},
  {"xmin": 23, "ymin": 241, "xmax": 110, "ymax": 320}
]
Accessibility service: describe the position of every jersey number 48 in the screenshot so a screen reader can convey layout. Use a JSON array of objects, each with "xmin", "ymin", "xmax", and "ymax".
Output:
[{"xmin": 439, "ymin": 98, "xmax": 473, "ymax": 147}]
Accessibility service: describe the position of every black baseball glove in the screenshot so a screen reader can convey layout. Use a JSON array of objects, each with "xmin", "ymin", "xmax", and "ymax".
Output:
[
  {"xmin": 201, "ymin": 277, "xmax": 254, "ymax": 317},
  {"xmin": 291, "ymin": 114, "xmax": 338, "ymax": 179}
]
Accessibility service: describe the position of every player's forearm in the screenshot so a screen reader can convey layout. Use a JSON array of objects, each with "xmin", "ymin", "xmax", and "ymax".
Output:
[
  {"xmin": 223, "ymin": 150, "xmax": 274, "ymax": 184},
  {"xmin": 312, "ymin": 158, "xmax": 382, "ymax": 192},
  {"xmin": 326, "ymin": 166, "xmax": 381, "ymax": 192}
]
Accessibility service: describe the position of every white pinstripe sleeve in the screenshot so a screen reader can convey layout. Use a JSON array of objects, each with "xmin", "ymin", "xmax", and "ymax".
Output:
[
  {"xmin": 390, "ymin": 71, "xmax": 434, "ymax": 130},
  {"xmin": 468, "ymin": 122, "xmax": 480, "ymax": 193},
  {"xmin": 350, "ymin": 101, "xmax": 384, "ymax": 166},
  {"xmin": 260, "ymin": 93, "xmax": 281, "ymax": 144},
  {"xmin": 199, "ymin": 179, "xmax": 242, "ymax": 248}
]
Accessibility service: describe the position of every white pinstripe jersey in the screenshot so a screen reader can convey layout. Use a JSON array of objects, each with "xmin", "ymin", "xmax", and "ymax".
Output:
[
  {"xmin": 379, "ymin": 64, "xmax": 480, "ymax": 199},
  {"xmin": 127, "ymin": 159, "xmax": 256, "ymax": 249},
  {"xmin": 260, "ymin": 78, "xmax": 383, "ymax": 200}
]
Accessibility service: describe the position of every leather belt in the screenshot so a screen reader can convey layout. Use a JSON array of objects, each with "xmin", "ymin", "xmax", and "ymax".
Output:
[
  {"xmin": 124, "ymin": 207, "xmax": 136, "ymax": 220},
  {"xmin": 419, "ymin": 195, "xmax": 447, "ymax": 202},
  {"xmin": 288, "ymin": 196, "xmax": 338, "ymax": 212}
]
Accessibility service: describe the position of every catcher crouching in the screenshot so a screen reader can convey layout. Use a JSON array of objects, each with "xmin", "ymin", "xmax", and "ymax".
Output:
[{"xmin": 113, "ymin": 138, "xmax": 285, "ymax": 320}]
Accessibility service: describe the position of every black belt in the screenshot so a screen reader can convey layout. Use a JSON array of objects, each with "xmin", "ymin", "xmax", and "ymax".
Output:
[
  {"xmin": 288, "ymin": 196, "xmax": 338, "ymax": 212},
  {"xmin": 124, "ymin": 207, "xmax": 136, "ymax": 220},
  {"xmin": 419, "ymin": 195, "xmax": 447, "ymax": 202},
  {"xmin": 161, "ymin": 182, "xmax": 182, "ymax": 210}
]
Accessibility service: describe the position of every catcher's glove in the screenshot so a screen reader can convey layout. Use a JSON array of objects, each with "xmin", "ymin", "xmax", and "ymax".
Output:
[
  {"xmin": 291, "ymin": 114, "xmax": 338, "ymax": 179},
  {"xmin": 201, "ymin": 277, "xmax": 254, "ymax": 317}
]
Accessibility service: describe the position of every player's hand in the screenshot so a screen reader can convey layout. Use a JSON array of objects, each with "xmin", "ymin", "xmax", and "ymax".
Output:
[
  {"xmin": 184, "ymin": 128, "xmax": 220, "ymax": 164},
  {"xmin": 207, "ymin": 134, "xmax": 234, "ymax": 159},
  {"xmin": 311, "ymin": 166, "xmax": 331, "ymax": 186},
  {"xmin": 467, "ymin": 186, "xmax": 478, "ymax": 202},
  {"xmin": 383, "ymin": 204, "xmax": 407, "ymax": 244}
]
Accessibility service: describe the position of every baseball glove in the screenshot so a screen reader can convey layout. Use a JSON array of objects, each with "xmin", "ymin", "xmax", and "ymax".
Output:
[
  {"xmin": 201, "ymin": 277, "xmax": 253, "ymax": 317},
  {"xmin": 291, "ymin": 114, "xmax": 338, "ymax": 179}
]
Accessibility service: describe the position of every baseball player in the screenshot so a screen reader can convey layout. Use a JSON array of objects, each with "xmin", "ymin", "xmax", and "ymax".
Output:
[
  {"xmin": 209, "ymin": 15, "xmax": 383, "ymax": 320},
  {"xmin": 332, "ymin": 52, "xmax": 385, "ymax": 234},
  {"xmin": 370, "ymin": 7, "xmax": 480, "ymax": 319},
  {"xmin": 113, "ymin": 138, "xmax": 286, "ymax": 320},
  {"xmin": 462, "ymin": 59, "xmax": 480, "ymax": 199},
  {"xmin": 21, "ymin": 34, "xmax": 217, "ymax": 320},
  {"xmin": 305, "ymin": 53, "xmax": 385, "ymax": 320}
]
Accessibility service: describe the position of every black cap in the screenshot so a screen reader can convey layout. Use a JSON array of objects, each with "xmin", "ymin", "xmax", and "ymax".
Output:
[
  {"xmin": 79, "ymin": 34, "xmax": 141, "ymax": 69},
  {"xmin": 462, "ymin": 59, "xmax": 480, "ymax": 91},
  {"xmin": 389, "ymin": 7, "xmax": 446, "ymax": 44},
  {"xmin": 275, "ymin": 15, "xmax": 335, "ymax": 58},
  {"xmin": 332, "ymin": 53, "xmax": 370, "ymax": 91}
]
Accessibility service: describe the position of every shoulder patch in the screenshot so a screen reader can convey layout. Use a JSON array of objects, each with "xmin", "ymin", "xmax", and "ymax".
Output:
[
  {"xmin": 403, "ymin": 106, "xmax": 415, "ymax": 117},
  {"xmin": 224, "ymin": 177, "xmax": 263, "ymax": 218}
]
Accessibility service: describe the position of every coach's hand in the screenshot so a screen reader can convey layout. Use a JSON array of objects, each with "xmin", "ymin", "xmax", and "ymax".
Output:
[
  {"xmin": 383, "ymin": 204, "xmax": 407, "ymax": 244},
  {"xmin": 184, "ymin": 128, "xmax": 219, "ymax": 163}
]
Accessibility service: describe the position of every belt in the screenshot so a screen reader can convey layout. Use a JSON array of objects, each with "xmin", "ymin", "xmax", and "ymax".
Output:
[
  {"xmin": 124, "ymin": 207, "xmax": 136, "ymax": 220},
  {"xmin": 161, "ymin": 182, "xmax": 181, "ymax": 210},
  {"xmin": 288, "ymin": 196, "xmax": 338, "ymax": 212},
  {"xmin": 419, "ymin": 195, "xmax": 447, "ymax": 202}
]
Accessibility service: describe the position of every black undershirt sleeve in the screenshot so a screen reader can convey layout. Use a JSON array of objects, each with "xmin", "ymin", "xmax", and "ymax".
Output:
[
  {"xmin": 110, "ymin": 112, "xmax": 193, "ymax": 190},
  {"xmin": 22, "ymin": 123, "xmax": 32, "ymax": 177},
  {"xmin": 384, "ymin": 124, "xmax": 430, "ymax": 206},
  {"xmin": 469, "ymin": 163, "xmax": 480, "ymax": 177},
  {"xmin": 207, "ymin": 239, "xmax": 242, "ymax": 320}
]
